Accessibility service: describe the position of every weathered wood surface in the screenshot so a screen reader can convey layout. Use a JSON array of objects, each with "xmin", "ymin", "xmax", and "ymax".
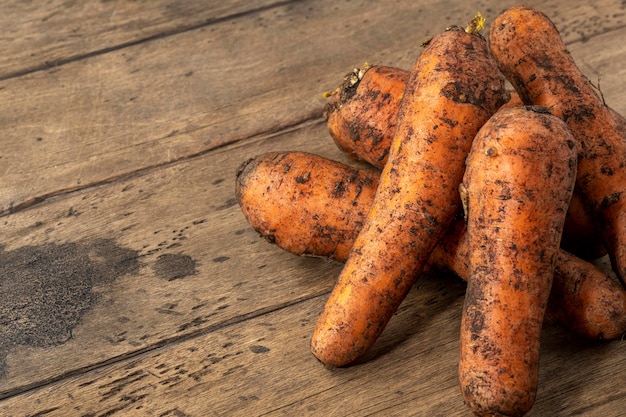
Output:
[
  {"xmin": 0, "ymin": 0, "xmax": 625, "ymax": 416},
  {"xmin": 0, "ymin": 0, "xmax": 285, "ymax": 79},
  {"xmin": 1, "ymin": 0, "xmax": 625, "ymax": 215}
]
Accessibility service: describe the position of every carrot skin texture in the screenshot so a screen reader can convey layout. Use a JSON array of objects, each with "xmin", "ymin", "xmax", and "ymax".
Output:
[
  {"xmin": 310, "ymin": 27, "xmax": 509, "ymax": 367},
  {"xmin": 325, "ymin": 67, "xmax": 516, "ymax": 172},
  {"xmin": 235, "ymin": 152, "xmax": 378, "ymax": 262},
  {"xmin": 324, "ymin": 65, "xmax": 408, "ymax": 167},
  {"xmin": 236, "ymin": 152, "xmax": 626, "ymax": 340},
  {"xmin": 489, "ymin": 6, "xmax": 626, "ymax": 285},
  {"xmin": 459, "ymin": 107, "xmax": 578, "ymax": 416},
  {"xmin": 324, "ymin": 66, "xmax": 606, "ymax": 260},
  {"xmin": 548, "ymin": 250, "xmax": 626, "ymax": 339}
]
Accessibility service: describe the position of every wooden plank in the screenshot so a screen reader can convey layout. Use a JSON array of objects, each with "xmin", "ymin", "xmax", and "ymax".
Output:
[
  {"xmin": 0, "ymin": 98, "xmax": 624, "ymax": 415},
  {"xmin": 0, "ymin": 0, "xmax": 625, "ymax": 414},
  {"xmin": 1, "ymin": 0, "xmax": 624, "ymax": 215},
  {"xmin": 0, "ymin": 119, "xmax": 351, "ymax": 397},
  {"xmin": 0, "ymin": 17, "xmax": 624, "ymax": 395},
  {"xmin": 0, "ymin": 278, "xmax": 624, "ymax": 416},
  {"xmin": 1, "ymin": 0, "xmax": 623, "ymax": 80},
  {"xmin": 0, "ymin": 0, "xmax": 285, "ymax": 79}
]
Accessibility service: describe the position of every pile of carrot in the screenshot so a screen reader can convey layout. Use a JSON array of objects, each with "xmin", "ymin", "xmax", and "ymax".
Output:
[{"xmin": 235, "ymin": 6, "xmax": 626, "ymax": 416}]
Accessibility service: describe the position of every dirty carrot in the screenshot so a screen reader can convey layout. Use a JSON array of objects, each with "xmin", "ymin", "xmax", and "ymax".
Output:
[
  {"xmin": 489, "ymin": 5, "xmax": 626, "ymax": 286},
  {"xmin": 324, "ymin": 66, "xmax": 520, "ymax": 170},
  {"xmin": 310, "ymin": 21, "xmax": 509, "ymax": 367},
  {"xmin": 324, "ymin": 66, "xmax": 605, "ymax": 260},
  {"xmin": 324, "ymin": 65, "xmax": 409, "ymax": 168},
  {"xmin": 458, "ymin": 106, "xmax": 578, "ymax": 416},
  {"xmin": 433, "ymin": 217, "xmax": 625, "ymax": 341},
  {"xmin": 236, "ymin": 151, "xmax": 626, "ymax": 340},
  {"xmin": 235, "ymin": 151, "xmax": 378, "ymax": 262},
  {"xmin": 547, "ymin": 250, "xmax": 626, "ymax": 340}
]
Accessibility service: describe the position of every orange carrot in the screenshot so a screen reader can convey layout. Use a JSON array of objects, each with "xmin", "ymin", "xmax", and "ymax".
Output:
[
  {"xmin": 324, "ymin": 66, "xmax": 606, "ymax": 260},
  {"xmin": 236, "ymin": 151, "xmax": 626, "ymax": 340},
  {"xmin": 548, "ymin": 250, "xmax": 626, "ymax": 339},
  {"xmin": 324, "ymin": 65, "xmax": 408, "ymax": 167},
  {"xmin": 324, "ymin": 67, "xmax": 518, "ymax": 171},
  {"xmin": 458, "ymin": 106, "xmax": 578, "ymax": 416},
  {"xmin": 499, "ymin": 90, "xmax": 524, "ymax": 109},
  {"xmin": 310, "ymin": 23, "xmax": 509, "ymax": 367},
  {"xmin": 489, "ymin": 5, "xmax": 626, "ymax": 286},
  {"xmin": 235, "ymin": 151, "xmax": 378, "ymax": 262}
]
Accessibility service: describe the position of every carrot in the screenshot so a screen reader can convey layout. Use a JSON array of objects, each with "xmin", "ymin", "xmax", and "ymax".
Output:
[
  {"xmin": 430, "ymin": 206, "xmax": 625, "ymax": 341},
  {"xmin": 561, "ymin": 190, "xmax": 607, "ymax": 260},
  {"xmin": 489, "ymin": 6, "xmax": 626, "ymax": 286},
  {"xmin": 324, "ymin": 67, "xmax": 519, "ymax": 171},
  {"xmin": 430, "ymin": 218, "xmax": 626, "ymax": 341},
  {"xmin": 324, "ymin": 66, "xmax": 606, "ymax": 260},
  {"xmin": 235, "ymin": 151, "xmax": 378, "ymax": 262},
  {"xmin": 310, "ymin": 22, "xmax": 509, "ymax": 367},
  {"xmin": 499, "ymin": 90, "xmax": 524, "ymax": 109},
  {"xmin": 458, "ymin": 106, "xmax": 578, "ymax": 416},
  {"xmin": 547, "ymin": 250, "xmax": 626, "ymax": 339},
  {"xmin": 236, "ymin": 151, "xmax": 626, "ymax": 340},
  {"xmin": 324, "ymin": 65, "xmax": 408, "ymax": 167}
]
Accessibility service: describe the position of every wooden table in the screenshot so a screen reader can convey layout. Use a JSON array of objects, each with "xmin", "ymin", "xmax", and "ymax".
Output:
[{"xmin": 0, "ymin": 1, "xmax": 624, "ymax": 416}]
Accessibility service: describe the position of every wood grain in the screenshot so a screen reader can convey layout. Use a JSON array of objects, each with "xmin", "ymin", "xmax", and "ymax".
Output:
[
  {"xmin": 0, "ymin": 0, "xmax": 625, "ymax": 415},
  {"xmin": 0, "ymin": 279, "xmax": 623, "ymax": 416},
  {"xmin": 1, "ymin": 0, "xmax": 624, "ymax": 215},
  {"xmin": 0, "ymin": 120, "xmax": 347, "ymax": 397},
  {"xmin": 0, "ymin": 0, "xmax": 285, "ymax": 80}
]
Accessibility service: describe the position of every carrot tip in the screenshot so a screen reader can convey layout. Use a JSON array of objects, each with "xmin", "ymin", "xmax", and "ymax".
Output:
[
  {"xmin": 322, "ymin": 63, "xmax": 372, "ymax": 100},
  {"xmin": 346, "ymin": 62, "xmax": 372, "ymax": 88}
]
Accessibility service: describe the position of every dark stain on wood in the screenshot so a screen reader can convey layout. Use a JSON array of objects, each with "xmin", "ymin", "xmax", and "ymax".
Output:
[
  {"xmin": 249, "ymin": 345, "xmax": 270, "ymax": 354},
  {"xmin": 153, "ymin": 253, "xmax": 197, "ymax": 281},
  {"xmin": 0, "ymin": 239, "xmax": 141, "ymax": 377},
  {"xmin": 215, "ymin": 198, "xmax": 237, "ymax": 211},
  {"xmin": 158, "ymin": 407, "xmax": 194, "ymax": 417}
]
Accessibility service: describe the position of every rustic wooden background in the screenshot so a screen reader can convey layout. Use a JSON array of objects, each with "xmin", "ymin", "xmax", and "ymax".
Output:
[{"xmin": 0, "ymin": 1, "xmax": 624, "ymax": 416}]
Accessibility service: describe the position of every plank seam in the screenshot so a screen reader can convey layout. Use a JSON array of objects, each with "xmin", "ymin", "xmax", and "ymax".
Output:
[
  {"xmin": 0, "ymin": 113, "xmax": 324, "ymax": 218},
  {"xmin": 0, "ymin": 287, "xmax": 331, "ymax": 401},
  {"xmin": 2, "ymin": 9, "xmax": 625, "ymax": 82},
  {"xmin": 0, "ymin": 0, "xmax": 306, "ymax": 82}
]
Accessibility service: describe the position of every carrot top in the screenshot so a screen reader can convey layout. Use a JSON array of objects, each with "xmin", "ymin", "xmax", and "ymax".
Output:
[{"xmin": 465, "ymin": 12, "xmax": 485, "ymax": 34}]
